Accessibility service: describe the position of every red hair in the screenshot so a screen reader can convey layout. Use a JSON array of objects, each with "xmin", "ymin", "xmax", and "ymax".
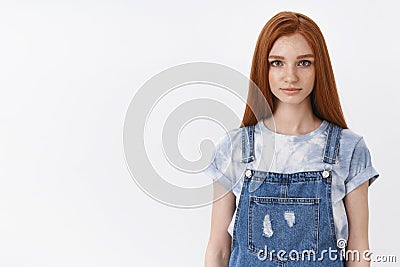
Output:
[{"xmin": 241, "ymin": 11, "xmax": 348, "ymax": 129}]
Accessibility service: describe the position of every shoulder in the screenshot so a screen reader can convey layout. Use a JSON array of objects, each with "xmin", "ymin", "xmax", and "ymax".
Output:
[
  {"xmin": 204, "ymin": 126, "xmax": 248, "ymax": 191},
  {"xmin": 213, "ymin": 123, "xmax": 264, "ymax": 163},
  {"xmin": 340, "ymin": 127, "xmax": 363, "ymax": 148},
  {"xmin": 337, "ymin": 126, "xmax": 380, "ymax": 192},
  {"xmin": 337, "ymin": 126, "xmax": 372, "ymax": 167},
  {"xmin": 213, "ymin": 126, "xmax": 245, "ymax": 163},
  {"xmin": 214, "ymin": 126, "xmax": 242, "ymax": 149}
]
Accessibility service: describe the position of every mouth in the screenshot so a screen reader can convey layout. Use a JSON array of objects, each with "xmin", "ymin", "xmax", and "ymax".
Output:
[
  {"xmin": 280, "ymin": 88, "xmax": 302, "ymax": 95},
  {"xmin": 281, "ymin": 88, "xmax": 302, "ymax": 91}
]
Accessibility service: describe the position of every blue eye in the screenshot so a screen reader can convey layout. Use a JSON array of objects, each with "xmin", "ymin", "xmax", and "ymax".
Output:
[
  {"xmin": 270, "ymin": 60, "xmax": 282, "ymax": 67},
  {"xmin": 298, "ymin": 60, "xmax": 312, "ymax": 67}
]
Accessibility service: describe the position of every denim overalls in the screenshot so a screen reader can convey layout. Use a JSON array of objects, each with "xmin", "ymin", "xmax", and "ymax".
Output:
[{"xmin": 229, "ymin": 122, "xmax": 345, "ymax": 267}]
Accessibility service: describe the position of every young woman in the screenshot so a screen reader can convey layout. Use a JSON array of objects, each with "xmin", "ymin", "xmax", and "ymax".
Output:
[{"xmin": 204, "ymin": 11, "xmax": 379, "ymax": 267}]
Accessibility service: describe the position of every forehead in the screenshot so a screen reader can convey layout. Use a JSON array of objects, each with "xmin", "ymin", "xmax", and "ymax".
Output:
[{"xmin": 269, "ymin": 33, "xmax": 313, "ymax": 56}]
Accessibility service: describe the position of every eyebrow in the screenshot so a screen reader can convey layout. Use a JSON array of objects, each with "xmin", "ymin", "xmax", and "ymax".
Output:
[{"xmin": 268, "ymin": 54, "xmax": 314, "ymax": 60}]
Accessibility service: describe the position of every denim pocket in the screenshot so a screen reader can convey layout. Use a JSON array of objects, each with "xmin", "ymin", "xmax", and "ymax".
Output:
[{"xmin": 248, "ymin": 196, "xmax": 320, "ymax": 260}]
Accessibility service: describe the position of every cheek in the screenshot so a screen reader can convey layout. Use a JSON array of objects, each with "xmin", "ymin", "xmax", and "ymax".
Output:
[
  {"xmin": 310, "ymin": 73, "xmax": 316, "ymax": 86},
  {"xmin": 268, "ymin": 70, "xmax": 279, "ymax": 87},
  {"xmin": 302, "ymin": 70, "xmax": 315, "ymax": 86}
]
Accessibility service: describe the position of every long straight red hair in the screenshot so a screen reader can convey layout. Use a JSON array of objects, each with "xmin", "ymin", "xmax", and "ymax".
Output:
[{"xmin": 241, "ymin": 11, "xmax": 348, "ymax": 129}]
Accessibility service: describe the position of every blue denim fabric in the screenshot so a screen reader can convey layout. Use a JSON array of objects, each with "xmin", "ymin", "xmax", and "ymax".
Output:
[
  {"xmin": 229, "ymin": 123, "xmax": 343, "ymax": 266},
  {"xmin": 204, "ymin": 120, "xmax": 380, "ymax": 266}
]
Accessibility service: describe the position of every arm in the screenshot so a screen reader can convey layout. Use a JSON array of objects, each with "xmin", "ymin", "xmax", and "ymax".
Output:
[
  {"xmin": 343, "ymin": 180, "xmax": 371, "ymax": 267},
  {"xmin": 204, "ymin": 182, "xmax": 236, "ymax": 267}
]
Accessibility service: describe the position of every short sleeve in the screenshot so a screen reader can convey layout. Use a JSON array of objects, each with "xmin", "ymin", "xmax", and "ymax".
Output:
[
  {"xmin": 344, "ymin": 137, "xmax": 379, "ymax": 195},
  {"xmin": 203, "ymin": 134, "xmax": 234, "ymax": 192}
]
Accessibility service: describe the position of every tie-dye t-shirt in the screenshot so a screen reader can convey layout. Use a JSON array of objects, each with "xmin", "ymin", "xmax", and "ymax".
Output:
[{"xmin": 204, "ymin": 119, "xmax": 379, "ymax": 243}]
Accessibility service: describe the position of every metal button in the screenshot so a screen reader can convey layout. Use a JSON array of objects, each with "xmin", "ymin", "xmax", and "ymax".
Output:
[
  {"xmin": 245, "ymin": 169, "xmax": 252, "ymax": 178},
  {"xmin": 322, "ymin": 170, "xmax": 330, "ymax": 178}
]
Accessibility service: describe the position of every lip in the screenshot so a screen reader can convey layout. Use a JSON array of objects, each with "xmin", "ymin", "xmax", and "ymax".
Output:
[
  {"xmin": 281, "ymin": 88, "xmax": 302, "ymax": 91},
  {"xmin": 280, "ymin": 88, "xmax": 302, "ymax": 95}
]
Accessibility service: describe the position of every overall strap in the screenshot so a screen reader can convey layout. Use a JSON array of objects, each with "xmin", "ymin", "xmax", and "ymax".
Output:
[
  {"xmin": 323, "ymin": 122, "xmax": 343, "ymax": 164},
  {"xmin": 241, "ymin": 124, "xmax": 255, "ymax": 163}
]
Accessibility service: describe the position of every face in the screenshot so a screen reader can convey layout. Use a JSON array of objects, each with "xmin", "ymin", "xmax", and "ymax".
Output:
[{"xmin": 268, "ymin": 33, "xmax": 315, "ymax": 106}]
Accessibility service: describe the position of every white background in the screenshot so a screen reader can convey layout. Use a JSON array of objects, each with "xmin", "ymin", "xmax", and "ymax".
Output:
[{"xmin": 0, "ymin": 0, "xmax": 399, "ymax": 266}]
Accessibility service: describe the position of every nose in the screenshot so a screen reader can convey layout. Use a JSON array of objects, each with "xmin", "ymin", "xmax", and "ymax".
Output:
[{"xmin": 284, "ymin": 66, "xmax": 299, "ymax": 84}]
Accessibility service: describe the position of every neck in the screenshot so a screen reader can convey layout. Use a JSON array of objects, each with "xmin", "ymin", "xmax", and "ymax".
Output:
[{"xmin": 264, "ymin": 97, "xmax": 322, "ymax": 135}]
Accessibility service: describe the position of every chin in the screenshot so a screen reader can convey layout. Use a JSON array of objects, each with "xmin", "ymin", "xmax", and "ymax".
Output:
[
  {"xmin": 274, "ymin": 92, "xmax": 312, "ymax": 106},
  {"xmin": 275, "ymin": 97, "xmax": 310, "ymax": 106}
]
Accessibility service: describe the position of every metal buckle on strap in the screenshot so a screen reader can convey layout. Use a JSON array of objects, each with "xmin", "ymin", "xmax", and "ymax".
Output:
[
  {"xmin": 245, "ymin": 169, "xmax": 252, "ymax": 178},
  {"xmin": 322, "ymin": 163, "xmax": 333, "ymax": 178}
]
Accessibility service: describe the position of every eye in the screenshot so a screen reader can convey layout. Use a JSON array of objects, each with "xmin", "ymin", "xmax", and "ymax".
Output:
[
  {"xmin": 298, "ymin": 60, "xmax": 312, "ymax": 67},
  {"xmin": 269, "ymin": 60, "xmax": 282, "ymax": 67}
]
